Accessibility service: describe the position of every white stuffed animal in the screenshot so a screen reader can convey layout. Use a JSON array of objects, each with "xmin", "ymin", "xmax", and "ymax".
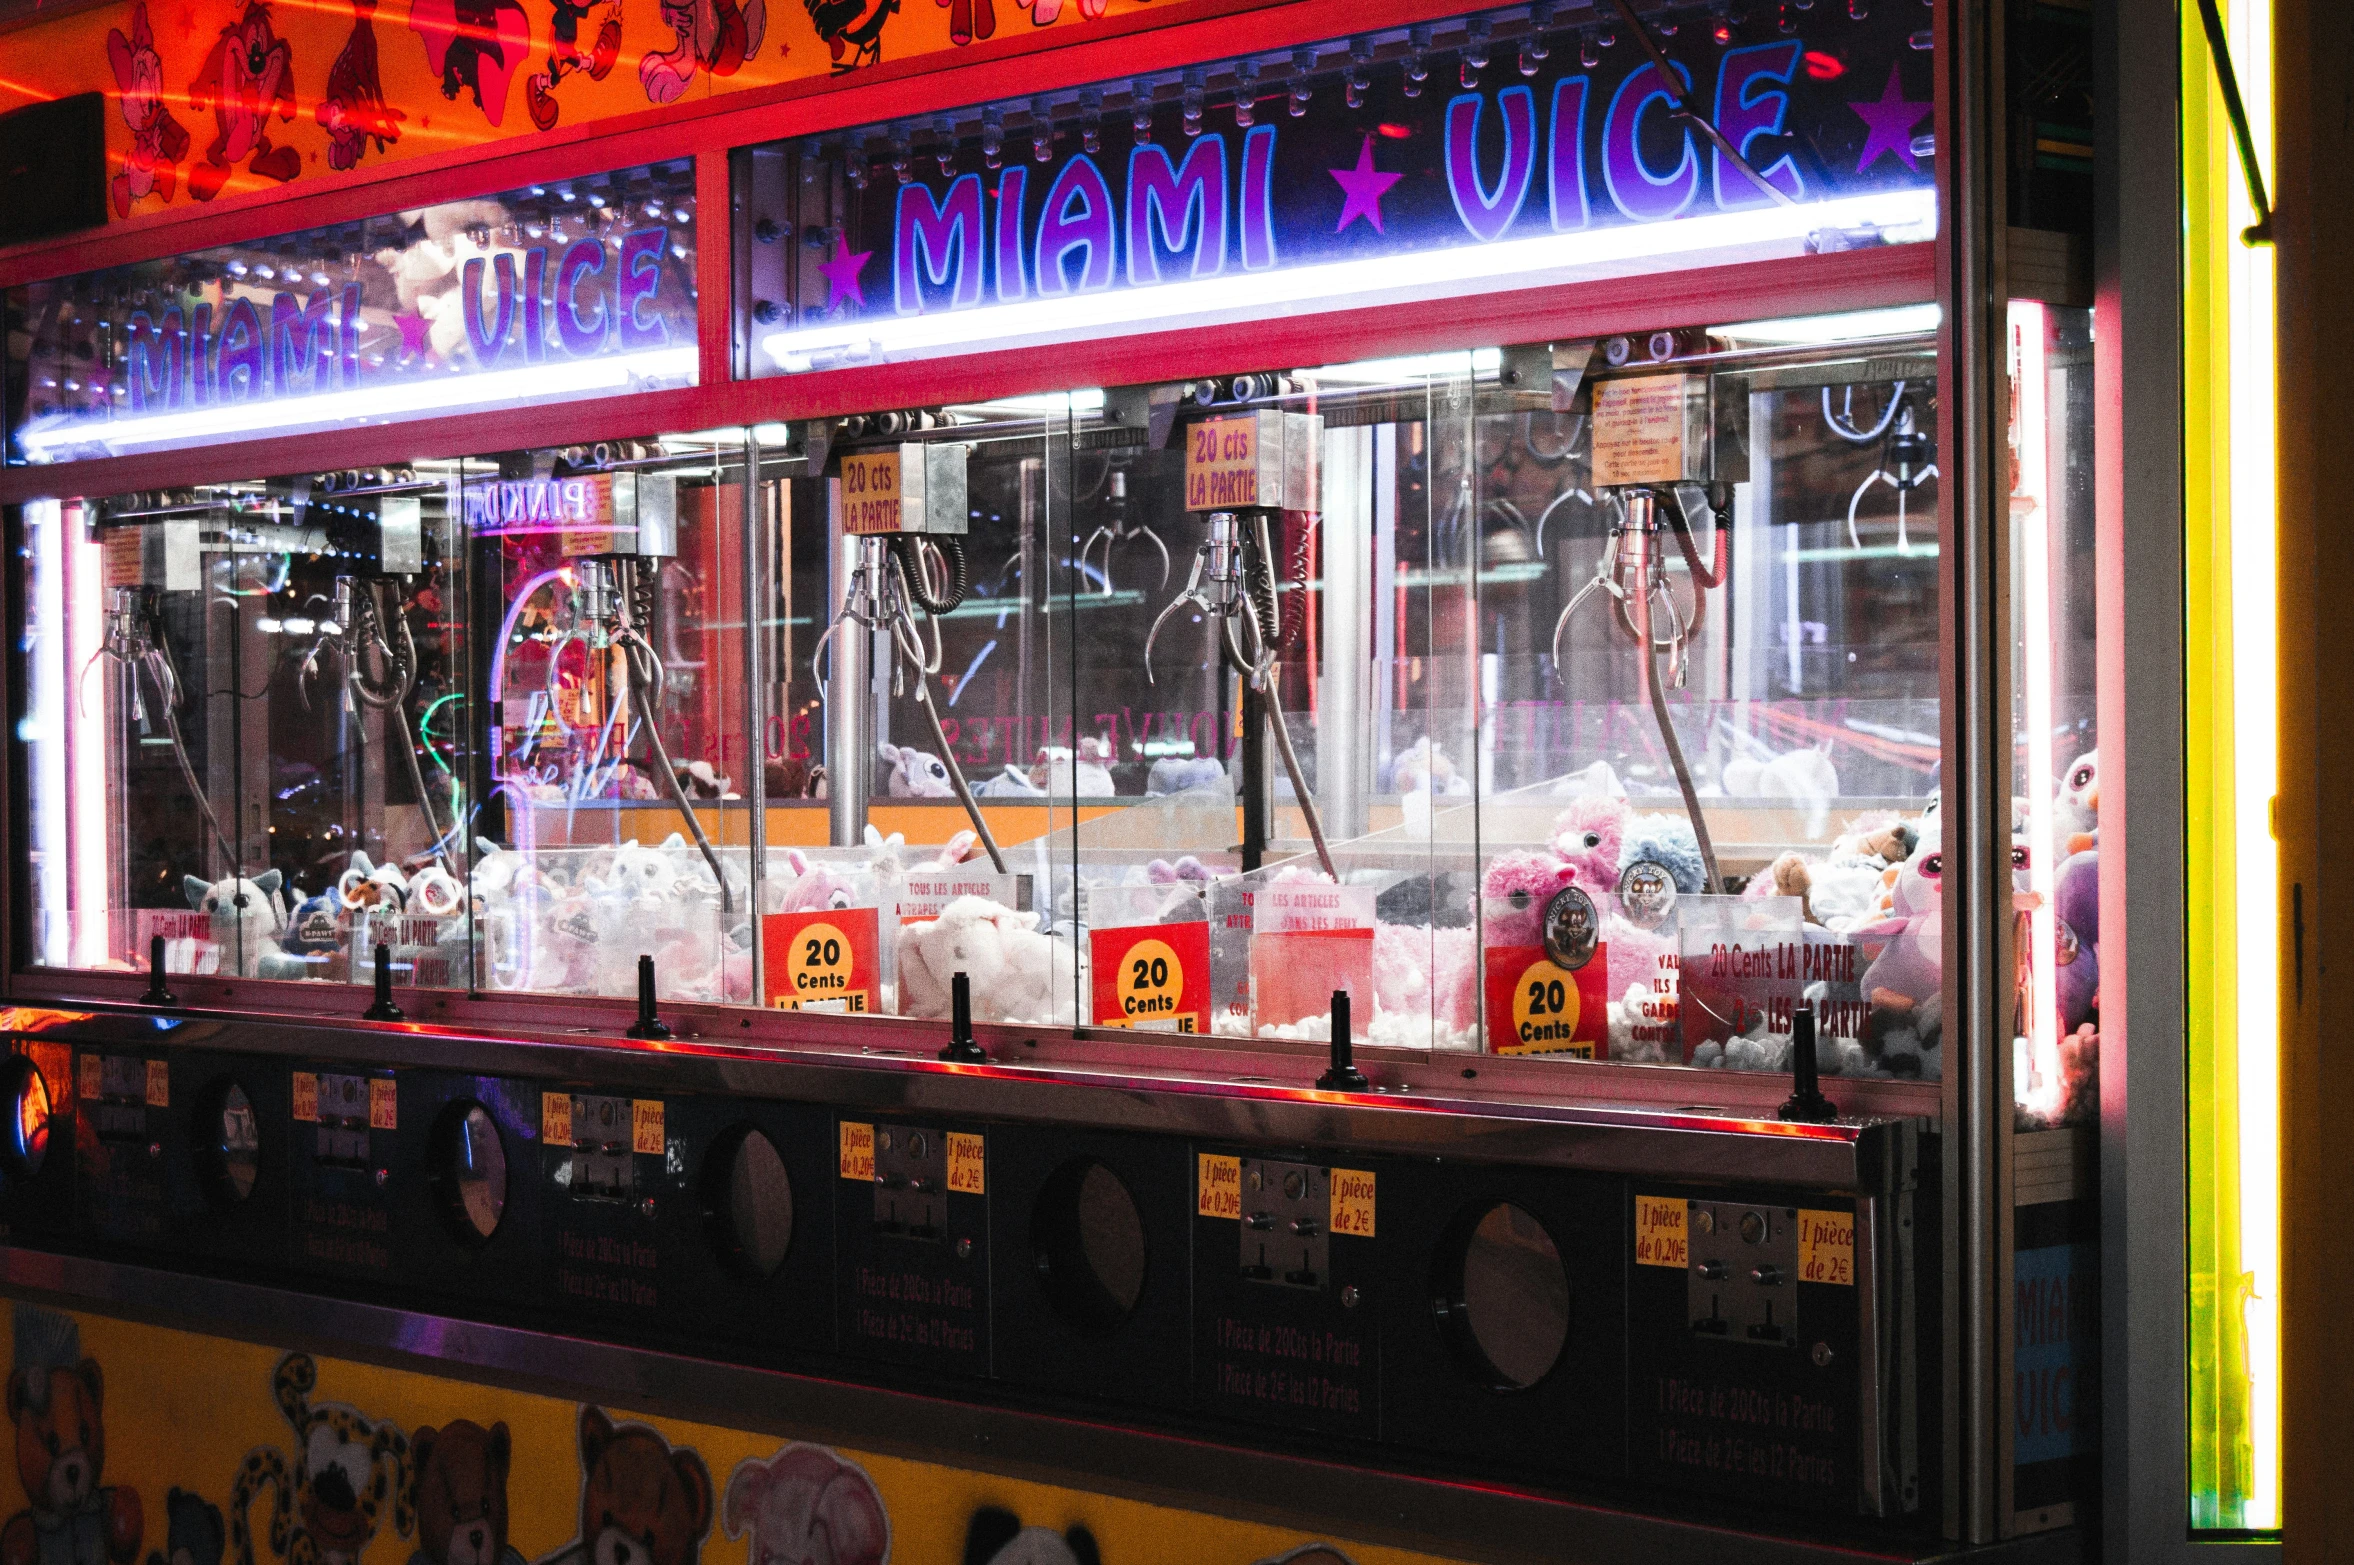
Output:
[
  {"xmin": 1028, "ymin": 739, "xmax": 1117, "ymax": 797},
  {"xmin": 973, "ymin": 763, "xmax": 1046, "ymax": 797},
  {"xmin": 336, "ymin": 852, "xmax": 408, "ymax": 912},
  {"xmin": 896, "ymin": 896, "xmax": 1077, "ymax": 1024},
  {"xmin": 1723, "ymin": 739, "xmax": 1840, "ymax": 839},
  {"xmin": 1145, "ymin": 755, "xmax": 1227, "ymax": 796},
  {"xmin": 2056, "ymin": 747, "xmax": 2098, "ymax": 851},
  {"xmin": 182, "ymin": 869, "xmax": 304, "ymax": 979},
  {"xmin": 1549, "ymin": 758, "xmax": 1629, "ymax": 798},
  {"xmin": 408, "ymin": 862, "xmax": 465, "ymax": 920},
  {"xmin": 1385, "ymin": 736, "xmax": 1471, "ymax": 796},
  {"xmin": 879, "ymin": 743, "xmax": 956, "ymax": 798}
]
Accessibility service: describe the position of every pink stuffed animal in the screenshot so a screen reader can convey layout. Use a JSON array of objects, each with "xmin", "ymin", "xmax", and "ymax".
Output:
[{"xmin": 1548, "ymin": 795, "xmax": 1631, "ymax": 890}]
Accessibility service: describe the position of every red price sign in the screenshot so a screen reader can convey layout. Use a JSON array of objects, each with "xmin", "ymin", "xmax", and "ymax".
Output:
[
  {"xmin": 1482, "ymin": 945, "xmax": 1610, "ymax": 1057},
  {"xmin": 762, "ymin": 907, "xmax": 879, "ymax": 1012},
  {"xmin": 1183, "ymin": 415, "xmax": 1262, "ymax": 510},
  {"xmin": 1089, "ymin": 921, "xmax": 1210, "ymax": 1033}
]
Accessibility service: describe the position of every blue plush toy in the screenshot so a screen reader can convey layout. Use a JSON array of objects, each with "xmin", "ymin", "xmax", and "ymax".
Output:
[
  {"xmin": 280, "ymin": 887, "xmax": 343, "ymax": 966},
  {"xmin": 1616, "ymin": 812, "xmax": 1707, "ymax": 896}
]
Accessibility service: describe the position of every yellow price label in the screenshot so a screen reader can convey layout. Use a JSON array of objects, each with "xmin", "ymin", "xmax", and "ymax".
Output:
[
  {"xmin": 291, "ymin": 1071, "xmax": 318, "ymax": 1123},
  {"xmin": 946, "ymin": 1131, "xmax": 985, "ymax": 1196},
  {"xmin": 1120, "ymin": 939, "xmax": 1184, "ymax": 1021},
  {"xmin": 839, "ymin": 1120, "xmax": 875, "ymax": 1182},
  {"xmin": 542, "ymin": 1092, "xmax": 573, "ymax": 1147},
  {"xmin": 1510, "ymin": 956, "xmax": 1591, "ymax": 1057},
  {"xmin": 1197, "ymin": 1153, "xmax": 1242, "ymax": 1219},
  {"xmin": 1635, "ymin": 1195, "xmax": 1688, "ymax": 1268},
  {"xmin": 1329, "ymin": 1168, "xmax": 1377, "ymax": 1239},
  {"xmin": 631, "ymin": 1099, "xmax": 665, "ymax": 1156},
  {"xmin": 75, "ymin": 1054, "xmax": 101, "ymax": 1102},
  {"xmin": 1799, "ymin": 1208, "xmax": 1855, "ymax": 1286},
  {"xmin": 368, "ymin": 1077, "xmax": 397, "ymax": 1131},
  {"xmin": 144, "ymin": 1060, "xmax": 169, "ymax": 1108},
  {"xmin": 787, "ymin": 921, "xmax": 857, "ymax": 999}
]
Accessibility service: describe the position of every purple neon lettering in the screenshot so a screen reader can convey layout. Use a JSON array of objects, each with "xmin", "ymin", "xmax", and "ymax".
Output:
[
  {"xmin": 1126, "ymin": 134, "xmax": 1227, "ymax": 285},
  {"xmin": 897, "ymin": 174, "xmax": 986, "ymax": 314},
  {"xmin": 270, "ymin": 289, "xmax": 334, "ymax": 394},
  {"xmin": 190, "ymin": 304, "xmax": 215, "ymax": 405},
  {"xmin": 994, "ymin": 166, "xmax": 1028, "ymax": 302},
  {"xmin": 1603, "ymin": 61, "xmax": 1700, "ymax": 221},
  {"xmin": 1712, "ymin": 41, "xmax": 1807, "ymax": 206},
  {"xmin": 124, "ymin": 309, "xmax": 183, "ymax": 413},
  {"xmin": 1548, "ymin": 76, "xmax": 1592, "ymax": 230},
  {"xmin": 1035, "ymin": 155, "xmax": 1115, "ymax": 295},
  {"xmin": 617, "ymin": 227, "xmax": 668, "ymax": 349},
  {"xmin": 522, "ymin": 247, "xmax": 548, "ymax": 364},
  {"xmin": 556, "ymin": 238, "xmax": 608, "ymax": 356},
  {"xmin": 1240, "ymin": 125, "xmax": 1278, "ymax": 270},
  {"xmin": 461, "ymin": 255, "xmax": 518, "ymax": 365},
  {"xmin": 217, "ymin": 296, "xmax": 264, "ymax": 403},
  {"xmin": 1445, "ymin": 86, "xmax": 1537, "ymax": 242},
  {"xmin": 339, "ymin": 283, "xmax": 363, "ymax": 385}
]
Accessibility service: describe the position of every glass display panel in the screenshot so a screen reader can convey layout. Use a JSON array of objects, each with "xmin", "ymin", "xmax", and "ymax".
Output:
[{"xmin": 5, "ymin": 160, "xmax": 698, "ymax": 466}]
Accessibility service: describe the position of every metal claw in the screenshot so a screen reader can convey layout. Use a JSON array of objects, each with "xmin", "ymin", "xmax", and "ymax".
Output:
[{"xmin": 1141, "ymin": 591, "xmax": 1200, "ymax": 686}]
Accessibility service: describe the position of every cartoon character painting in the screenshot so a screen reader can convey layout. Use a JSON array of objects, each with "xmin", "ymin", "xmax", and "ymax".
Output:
[
  {"xmin": 318, "ymin": 0, "xmax": 405, "ymax": 170},
  {"xmin": 934, "ymin": 0, "xmax": 989, "ymax": 47},
  {"xmin": 105, "ymin": 2, "xmax": 190, "ymax": 216},
  {"xmin": 524, "ymin": 0, "xmax": 623, "ymax": 130},
  {"xmin": 800, "ymin": 0, "xmax": 895, "ymax": 70},
  {"xmin": 533, "ymin": 1408, "xmax": 711, "ymax": 1565},
  {"xmin": 145, "ymin": 1491, "xmax": 223, "ymax": 1565},
  {"xmin": 229, "ymin": 1355, "xmax": 414, "ymax": 1565},
  {"xmin": 1, "ymin": 1308, "xmax": 140, "ymax": 1565},
  {"xmin": 720, "ymin": 1447, "xmax": 887, "ymax": 1565},
  {"xmin": 408, "ymin": 0, "xmax": 533, "ymax": 126},
  {"xmin": 406, "ymin": 1422, "xmax": 522, "ymax": 1565},
  {"xmin": 639, "ymin": 0, "xmax": 764, "ymax": 103},
  {"xmin": 187, "ymin": 2, "xmax": 300, "ymax": 201}
]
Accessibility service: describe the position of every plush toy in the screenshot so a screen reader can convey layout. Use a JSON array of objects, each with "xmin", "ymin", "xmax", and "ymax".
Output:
[
  {"xmin": 408, "ymin": 862, "xmax": 465, "ymax": 920},
  {"xmin": 910, "ymin": 831, "xmax": 983, "ymax": 873},
  {"xmin": 1723, "ymin": 737, "xmax": 1840, "ymax": 839},
  {"xmin": 1741, "ymin": 852, "xmax": 1814, "ymax": 920},
  {"xmin": 1145, "ymin": 856, "xmax": 1211, "ymax": 885},
  {"xmin": 1852, "ymin": 830, "xmax": 1944, "ymax": 1074},
  {"xmin": 182, "ymin": 869, "xmax": 305, "ymax": 979},
  {"xmin": 2056, "ymin": 748, "xmax": 2099, "ymax": 854},
  {"xmin": 764, "ymin": 850, "xmax": 858, "ymax": 916},
  {"xmin": 973, "ymin": 764, "xmax": 1046, "ymax": 798},
  {"xmin": 878, "ymin": 743, "xmax": 954, "ymax": 798},
  {"xmin": 1384, "ymin": 737, "xmax": 1470, "ymax": 796},
  {"xmin": 895, "ymin": 897, "xmax": 1077, "ymax": 1024},
  {"xmin": 1028, "ymin": 740, "xmax": 1117, "ymax": 797},
  {"xmin": 336, "ymin": 851, "xmax": 407, "ymax": 912},
  {"xmin": 1548, "ymin": 796, "xmax": 1630, "ymax": 890},
  {"xmin": 281, "ymin": 888, "xmax": 342, "ymax": 964},
  {"xmin": 1616, "ymin": 812, "xmax": 1707, "ymax": 896},
  {"xmin": 1370, "ymin": 922, "xmax": 1478, "ymax": 1042},
  {"xmin": 1478, "ymin": 849, "xmax": 1580, "ymax": 947},
  {"xmin": 2052, "ymin": 848, "xmax": 2100, "ymax": 1032},
  {"xmin": 1548, "ymin": 758, "xmax": 1627, "ymax": 798},
  {"xmin": 1145, "ymin": 755, "xmax": 1228, "ymax": 796}
]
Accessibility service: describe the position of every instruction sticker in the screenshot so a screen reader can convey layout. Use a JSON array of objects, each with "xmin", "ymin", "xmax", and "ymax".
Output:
[
  {"xmin": 144, "ymin": 1060, "xmax": 169, "ymax": 1108},
  {"xmin": 839, "ymin": 1120, "xmax": 875, "ymax": 1182},
  {"xmin": 630, "ymin": 1099, "xmax": 665, "ymax": 1155},
  {"xmin": 76, "ymin": 1055, "xmax": 101, "ymax": 1102},
  {"xmin": 1635, "ymin": 1195, "xmax": 1689, "ymax": 1268},
  {"xmin": 1485, "ymin": 947, "xmax": 1610, "ymax": 1057},
  {"xmin": 542, "ymin": 1092, "xmax": 573, "ymax": 1148},
  {"xmin": 1197, "ymin": 1153, "xmax": 1242, "ymax": 1219},
  {"xmin": 1089, "ymin": 921, "xmax": 1211, "ymax": 1034},
  {"xmin": 762, "ymin": 907, "xmax": 878, "ymax": 1013},
  {"xmin": 291, "ymin": 1071, "xmax": 318, "ymax": 1123},
  {"xmin": 1329, "ymin": 1168, "xmax": 1377, "ymax": 1238},
  {"xmin": 1591, "ymin": 374, "xmax": 1700, "ymax": 487},
  {"xmin": 1799, "ymin": 1208, "xmax": 1856, "ymax": 1286},
  {"xmin": 836, "ymin": 451, "xmax": 904, "ymax": 534},
  {"xmin": 946, "ymin": 1132, "xmax": 986, "ymax": 1196},
  {"xmin": 367, "ymin": 1078, "xmax": 397, "ymax": 1131}
]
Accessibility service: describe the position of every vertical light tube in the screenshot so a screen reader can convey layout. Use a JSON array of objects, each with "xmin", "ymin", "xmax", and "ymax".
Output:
[
  {"xmin": 26, "ymin": 500, "xmax": 68, "ymax": 967},
  {"xmin": 64, "ymin": 505, "xmax": 108, "ymax": 968},
  {"xmin": 2012, "ymin": 303, "xmax": 2062, "ymax": 1113}
]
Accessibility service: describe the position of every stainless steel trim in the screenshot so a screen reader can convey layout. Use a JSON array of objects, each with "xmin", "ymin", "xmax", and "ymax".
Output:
[{"xmin": 0, "ymin": 1250, "xmax": 2074, "ymax": 1565}]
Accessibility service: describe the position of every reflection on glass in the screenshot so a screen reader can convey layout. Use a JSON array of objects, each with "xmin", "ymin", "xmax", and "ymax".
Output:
[
  {"xmin": 10, "ymin": 1065, "xmax": 51, "ymax": 1177},
  {"xmin": 720, "ymin": 1128, "xmax": 793, "ymax": 1275},
  {"xmin": 1033, "ymin": 1158, "xmax": 1146, "ymax": 1331},
  {"xmin": 211, "ymin": 1081, "xmax": 260, "ymax": 1203},
  {"xmin": 1456, "ymin": 1202, "xmax": 1569, "ymax": 1391},
  {"xmin": 436, "ymin": 1101, "xmax": 507, "ymax": 1242}
]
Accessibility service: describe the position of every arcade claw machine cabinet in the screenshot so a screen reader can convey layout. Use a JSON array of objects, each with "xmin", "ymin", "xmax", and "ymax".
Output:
[{"xmin": 0, "ymin": 0, "xmax": 2105, "ymax": 1560}]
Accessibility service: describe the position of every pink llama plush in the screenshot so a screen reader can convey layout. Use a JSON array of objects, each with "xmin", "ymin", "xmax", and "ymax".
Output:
[{"xmin": 1549, "ymin": 795, "xmax": 1632, "ymax": 890}]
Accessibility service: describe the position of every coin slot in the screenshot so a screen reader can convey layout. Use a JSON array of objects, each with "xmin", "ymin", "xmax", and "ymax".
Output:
[
  {"xmin": 1432, "ymin": 1201, "xmax": 1570, "ymax": 1391},
  {"xmin": 1031, "ymin": 1158, "xmax": 1146, "ymax": 1333},
  {"xmin": 193, "ymin": 1077, "xmax": 260, "ymax": 1204},
  {"xmin": 2, "ymin": 1060, "xmax": 51, "ymax": 1179},
  {"xmin": 703, "ymin": 1125, "xmax": 793, "ymax": 1278},
  {"xmin": 429, "ymin": 1100, "xmax": 508, "ymax": 1245}
]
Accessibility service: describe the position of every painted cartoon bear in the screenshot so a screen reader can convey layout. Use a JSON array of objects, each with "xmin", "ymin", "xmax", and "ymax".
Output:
[
  {"xmin": 230, "ymin": 1355, "xmax": 414, "ymax": 1565},
  {"xmin": 145, "ymin": 1491, "xmax": 223, "ymax": 1565},
  {"xmin": 406, "ymin": 1422, "xmax": 521, "ymax": 1565},
  {"xmin": 1, "ymin": 1307, "xmax": 141, "ymax": 1565},
  {"xmin": 106, "ymin": 2, "xmax": 190, "ymax": 216},
  {"xmin": 720, "ymin": 1446, "xmax": 886, "ymax": 1565},
  {"xmin": 534, "ymin": 1409, "xmax": 710, "ymax": 1565},
  {"xmin": 960, "ymin": 1510, "xmax": 1095, "ymax": 1565},
  {"xmin": 186, "ymin": 2, "xmax": 300, "ymax": 201}
]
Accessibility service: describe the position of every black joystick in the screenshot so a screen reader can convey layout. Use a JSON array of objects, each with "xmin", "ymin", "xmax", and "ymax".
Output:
[
  {"xmin": 362, "ymin": 942, "xmax": 404, "ymax": 1022},
  {"xmin": 140, "ymin": 934, "xmax": 177, "ymax": 1008},
  {"xmin": 1316, "ymin": 989, "xmax": 1369, "ymax": 1092},
  {"xmin": 1778, "ymin": 1002, "xmax": 1839, "ymax": 1123},
  {"xmin": 939, "ymin": 971, "xmax": 987, "ymax": 1062},
  {"xmin": 626, "ymin": 953, "xmax": 672, "ymax": 1041}
]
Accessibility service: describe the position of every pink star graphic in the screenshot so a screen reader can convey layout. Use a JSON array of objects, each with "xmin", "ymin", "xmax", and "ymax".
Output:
[
  {"xmin": 1850, "ymin": 65, "xmax": 1932, "ymax": 174},
  {"xmin": 394, "ymin": 310, "xmax": 427, "ymax": 356},
  {"xmin": 1330, "ymin": 135, "xmax": 1404, "ymax": 235},
  {"xmin": 817, "ymin": 234, "xmax": 873, "ymax": 311}
]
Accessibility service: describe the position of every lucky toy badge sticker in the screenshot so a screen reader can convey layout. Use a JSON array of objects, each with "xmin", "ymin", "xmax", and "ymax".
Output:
[
  {"xmin": 1089, "ymin": 921, "xmax": 1211, "ymax": 1033},
  {"xmin": 762, "ymin": 907, "xmax": 878, "ymax": 1013}
]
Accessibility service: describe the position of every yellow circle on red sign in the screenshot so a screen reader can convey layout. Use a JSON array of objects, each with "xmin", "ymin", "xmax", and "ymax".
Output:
[
  {"xmin": 1510, "ymin": 956, "xmax": 1583, "ymax": 1048},
  {"xmin": 1120, "ymin": 937, "xmax": 1185, "ymax": 1022},
  {"xmin": 787, "ymin": 920, "xmax": 856, "ymax": 999}
]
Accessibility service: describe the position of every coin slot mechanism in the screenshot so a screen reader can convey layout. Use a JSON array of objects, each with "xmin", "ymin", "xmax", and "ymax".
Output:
[
  {"xmin": 562, "ymin": 1095, "xmax": 635, "ymax": 1202},
  {"xmin": 1238, "ymin": 1157, "xmax": 1327, "ymax": 1290},
  {"xmin": 194, "ymin": 1078, "xmax": 260, "ymax": 1205},
  {"xmin": 84, "ymin": 1056, "xmax": 150, "ymax": 1147},
  {"xmin": 430, "ymin": 1101, "xmax": 509, "ymax": 1245},
  {"xmin": 313, "ymin": 1073, "xmax": 374, "ymax": 1170},
  {"xmin": 1686, "ymin": 1200, "xmax": 1799, "ymax": 1347},
  {"xmin": 872, "ymin": 1125, "xmax": 946, "ymax": 1241}
]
